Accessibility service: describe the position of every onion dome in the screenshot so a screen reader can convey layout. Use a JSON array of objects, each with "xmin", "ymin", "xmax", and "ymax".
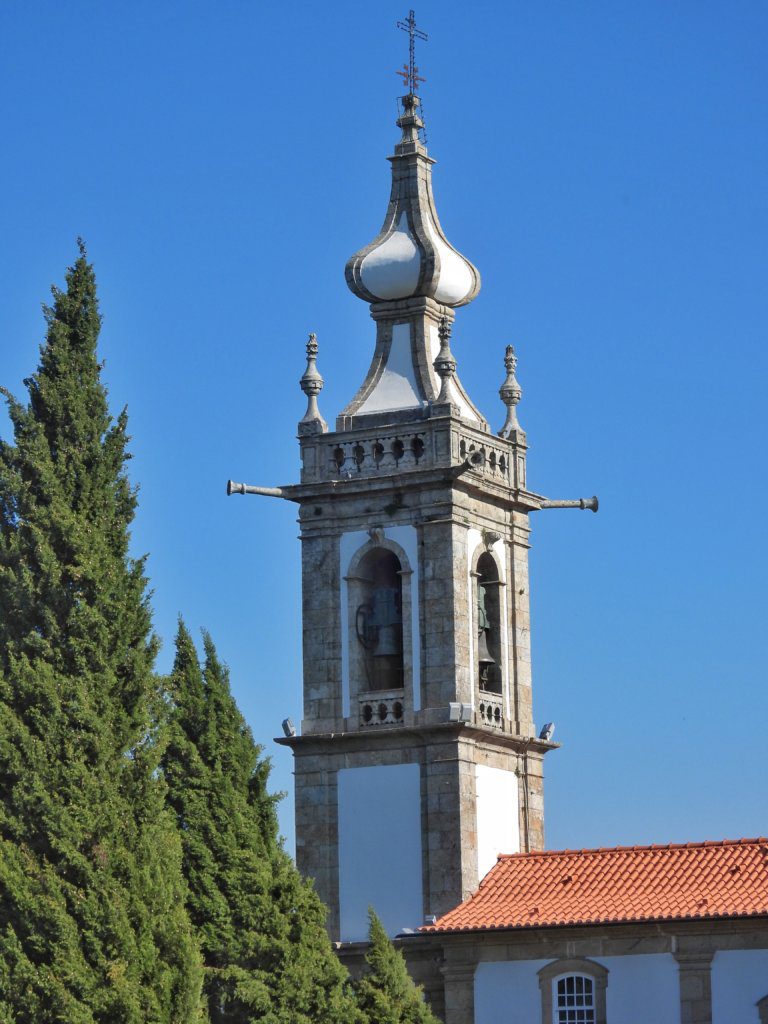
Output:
[{"xmin": 345, "ymin": 94, "xmax": 480, "ymax": 308}]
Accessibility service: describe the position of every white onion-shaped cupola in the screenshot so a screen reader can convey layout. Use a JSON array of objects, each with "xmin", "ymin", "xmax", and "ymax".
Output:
[{"xmin": 345, "ymin": 94, "xmax": 480, "ymax": 308}]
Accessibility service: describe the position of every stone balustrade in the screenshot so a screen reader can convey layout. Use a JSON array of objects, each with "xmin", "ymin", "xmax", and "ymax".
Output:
[
  {"xmin": 328, "ymin": 431, "xmax": 428, "ymax": 478},
  {"xmin": 303, "ymin": 420, "xmax": 525, "ymax": 487},
  {"xmin": 459, "ymin": 435, "xmax": 515, "ymax": 486},
  {"xmin": 358, "ymin": 690, "xmax": 405, "ymax": 728},
  {"xmin": 477, "ymin": 692, "xmax": 504, "ymax": 729}
]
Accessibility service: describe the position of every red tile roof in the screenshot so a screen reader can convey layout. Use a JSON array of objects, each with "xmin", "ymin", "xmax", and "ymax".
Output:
[{"xmin": 423, "ymin": 838, "xmax": 768, "ymax": 933}]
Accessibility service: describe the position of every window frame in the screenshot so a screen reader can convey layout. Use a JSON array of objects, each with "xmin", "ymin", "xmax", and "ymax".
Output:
[{"xmin": 537, "ymin": 958, "xmax": 608, "ymax": 1024}]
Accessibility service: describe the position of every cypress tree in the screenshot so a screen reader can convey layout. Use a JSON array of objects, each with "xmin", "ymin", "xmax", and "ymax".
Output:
[
  {"xmin": 163, "ymin": 622, "xmax": 361, "ymax": 1024},
  {"xmin": 0, "ymin": 245, "xmax": 202, "ymax": 1022},
  {"xmin": 355, "ymin": 911, "xmax": 441, "ymax": 1024}
]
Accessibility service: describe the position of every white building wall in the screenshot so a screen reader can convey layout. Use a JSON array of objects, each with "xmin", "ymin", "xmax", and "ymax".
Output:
[
  {"xmin": 601, "ymin": 954, "xmax": 678, "ymax": 1023},
  {"xmin": 337, "ymin": 763, "xmax": 423, "ymax": 941},
  {"xmin": 712, "ymin": 949, "xmax": 768, "ymax": 1023},
  {"xmin": 356, "ymin": 321, "xmax": 424, "ymax": 412},
  {"xmin": 475, "ymin": 960, "xmax": 549, "ymax": 1023},
  {"xmin": 475, "ymin": 953, "xmax": 678, "ymax": 1024},
  {"xmin": 475, "ymin": 764, "xmax": 519, "ymax": 880}
]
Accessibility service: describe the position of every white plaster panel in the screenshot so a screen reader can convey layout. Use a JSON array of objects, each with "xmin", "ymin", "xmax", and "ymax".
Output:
[
  {"xmin": 340, "ymin": 525, "xmax": 420, "ymax": 716},
  {"xmin": 360, "ymin": 211, "xmax": 420, "ymax": 300},
  {"xmin": 357, "ymin": 323, "xmax": 425, "ymax": 414},
  {"xmin": 475, "ymin": 960, "xmax": 548, "ymax": 1024},
  {"xmin": 598, "ymin": 953, "xmax": 678, "ymax": 1023},
  {"xmin": 475, "ymin": 954, "xmax": 679, "ymax": 1024},
  {"xmin": 338, "ymin": 764, "xmax": 423, "ymax": 940},
  {"xmin": 476, "ymin": 764, "xmax": 520, "ymax": 879},
  {"xmin": 423, "ymin": 210, "xmax": 474, "ymax": 305},
  {"xmin": 712, "ymin": 949, "xmax": 768, "ymax": 1023}
]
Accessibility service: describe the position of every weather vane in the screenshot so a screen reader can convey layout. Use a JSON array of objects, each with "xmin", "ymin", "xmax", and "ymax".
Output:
[{"xmin": 396, "ymin": 9, "xmax": 427, "ymax": 94}]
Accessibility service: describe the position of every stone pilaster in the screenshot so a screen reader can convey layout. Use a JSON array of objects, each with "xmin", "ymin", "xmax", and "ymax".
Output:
[
  {"xmin": 675, "ymin": 951, "xmax": 714, "ymax": 1024},
  {"xmin": 509, "ymin": 510, "xmax": 533, "ymax": 736},
  {"xmin": 441, "ymin": 961, "xmax": 475, "ymax": 1024}
]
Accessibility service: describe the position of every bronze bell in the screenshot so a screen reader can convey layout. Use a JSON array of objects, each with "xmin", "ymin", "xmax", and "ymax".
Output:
[
  {"xmin": 374, "ymin": 624, "xmax": 400, "ymax": 658},
  {"xmin": 477, "ymin": 628, "xmax": 495, "ymax": 667}
]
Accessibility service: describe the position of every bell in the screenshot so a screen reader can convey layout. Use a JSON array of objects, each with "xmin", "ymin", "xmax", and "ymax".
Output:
[
  {"xmin": 477, "ymin": 629, "xmax": 495, "ymax": 667},
  {"xmin": 374, "ymin": 624, "xmax": 400, "ymax": 658}
]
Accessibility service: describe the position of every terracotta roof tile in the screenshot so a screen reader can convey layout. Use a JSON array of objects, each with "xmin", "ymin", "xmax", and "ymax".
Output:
[{"xmin": 423, "ymin": 838, "xmax": 768, "ymax": 933}]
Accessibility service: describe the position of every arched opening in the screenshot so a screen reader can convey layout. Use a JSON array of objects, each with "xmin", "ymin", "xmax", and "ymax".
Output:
[
  {"xmin": 476, "ymin": 551, "xmax": 502, "ymax": 694},
  {"xmin": 538, "ymin": 959, "xmax": 608, "ymax": 1024},
  {"xmin": 554, "ymin": 975, "xmax": 595, "ymax": 1024},
  {"xmin": 354, "ymin": 548, "xmax": 404, "ymax": 692}
]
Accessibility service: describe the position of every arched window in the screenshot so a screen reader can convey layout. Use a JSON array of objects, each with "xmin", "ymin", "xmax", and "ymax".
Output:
[
  {"xmin": 538, "ymin": 959, "xmax": 608, "ymax": 1024},
  {"xmin": 476, "ymin": 551, "xmax": 502, "ymax": 695},
  {"xmin": 757, "ymin": 994, "xmax": 768, "ymax": 1024},
  {"xmin": 353, "ymin": 548, "xmax": 404, "ymax": 692},
  {"xmin": 554, "ymin": 975, "xmax": 595, "ymax": 1023}
]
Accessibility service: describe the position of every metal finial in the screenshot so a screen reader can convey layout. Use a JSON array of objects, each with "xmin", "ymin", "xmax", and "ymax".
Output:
[
  {"xmin": 498, "ymin": 344, "xmax": 523, "ymax": 438},
  {"xmin": 396, "ymin": 10, "xmax": 427, "ymax": 95},
  {"xmin": 433, "ymin": 316, "xmax": 457, "ymax": 404},
  {"xmin": 299, "ymin": 333, "xmax": 328, "ymax": 434}
]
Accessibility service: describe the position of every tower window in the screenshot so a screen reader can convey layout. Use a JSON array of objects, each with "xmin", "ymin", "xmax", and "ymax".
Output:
[
  {"xmin": 476, "ymin": 551, "xmax": 502, "ymax": 695},
  {"xmin": 354, "ymin": 548, "xmax": 404, "ymax": 692}
]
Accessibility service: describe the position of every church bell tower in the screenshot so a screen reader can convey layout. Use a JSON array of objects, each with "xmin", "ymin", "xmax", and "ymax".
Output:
[{"xmin": 228, "ymin": 76, "xmax": 596, "ymax": 943}]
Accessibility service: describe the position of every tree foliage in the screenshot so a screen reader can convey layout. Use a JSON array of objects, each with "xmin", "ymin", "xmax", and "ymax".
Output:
[
  {"xmin": 0, "ymin": 245, "xmax": 202, "ymax": 1022},
  {"xmin": 0, "ymin": 244, "xmax": 444, "ymax": 1024},
  {"xmin": 355, "ymin": 910, "xmax": 441, "ymax": 1024},
  {"xmin": 163, "ymin": 622, "xmax": 361, "ymax": 1024}
]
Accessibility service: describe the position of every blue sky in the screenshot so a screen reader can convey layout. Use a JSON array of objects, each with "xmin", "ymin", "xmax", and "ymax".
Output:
[{"xmin": 1, "ymin": 0, "xmax": 766, "ymax": 853}]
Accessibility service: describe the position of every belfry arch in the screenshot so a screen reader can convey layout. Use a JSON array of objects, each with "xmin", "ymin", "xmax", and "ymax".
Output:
[{"xmin": 344, "ymin": 535, "xmax": 414, "ymax": 724}]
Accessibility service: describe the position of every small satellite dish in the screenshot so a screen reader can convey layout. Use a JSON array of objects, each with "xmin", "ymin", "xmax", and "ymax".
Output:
[
  {"xmin": 282, "ymin": 718, "xmax": 296, "ymax": 738},
  {"xmin": 539, "ymin": 722, "xmax": 555, "ymax": 742}
]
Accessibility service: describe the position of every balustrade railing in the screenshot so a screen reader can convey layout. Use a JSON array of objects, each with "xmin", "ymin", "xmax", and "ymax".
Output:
[
  {"xmin": 358, "ymin": 690, "xmax": 405, "ymax": 728},
  {"xmin": 477, "ymin": 692, "xmax": 504, "ymax": 729},
  {"xmin": 458, "ymin": 436, "xmax": 514, "ymax": 486},
  {"xmin": 328, "ymin": 431, "xmax": 428, "ymax": 478}
]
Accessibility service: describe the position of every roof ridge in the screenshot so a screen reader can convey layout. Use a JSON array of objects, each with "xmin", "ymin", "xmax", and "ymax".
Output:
[{"xmin": 496, "ymin": 837, "xmax": 768, "ymax": 860}]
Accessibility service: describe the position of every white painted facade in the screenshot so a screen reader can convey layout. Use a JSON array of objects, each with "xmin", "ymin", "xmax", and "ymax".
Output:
[
  {"xmin": 423, "ymin": 213, "xmax": 475, "ymax": 305},
  {"xmin": 356, "ymin": 323, "xmax": 426, "ymax": 415},
  {"xmin": 339, "ymin": 525, "xmax": 420, "ymax": 717},
  {"xmin": 337, "ymin": 763, "xmax": 423, "ymax": 941},
  {"xmin": 359, "ymin": 211, "xmax": 421, "ymax": 301},
  {"xmin": 474, "ymin": 954, "xmax": 679, "ymax": 1024},
  {"xmin": 712, "ymin": 949, "xmax": 768, "ymax": 1022},
  {"xmin": 358, "ymin": 208, "xmax": 476, "ymax": 306},
  {"xmin": 475, "ymin": 764, "xmax": 520, "ymax": 880}
]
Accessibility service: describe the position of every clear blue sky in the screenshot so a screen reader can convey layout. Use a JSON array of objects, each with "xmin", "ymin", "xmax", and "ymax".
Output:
[{"xmin": 1, "ymin": 1, "xmax": 766, "ymax": 854}]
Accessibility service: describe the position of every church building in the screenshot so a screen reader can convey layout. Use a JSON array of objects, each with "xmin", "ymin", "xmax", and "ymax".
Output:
[{"xmin": 228, "ymin": 18, "xmax": 768, "ymax": 1024}]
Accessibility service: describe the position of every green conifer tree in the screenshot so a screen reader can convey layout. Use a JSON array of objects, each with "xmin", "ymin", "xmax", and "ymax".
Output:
[
  {"xmin": 355, "ymin": 911, "xmax": 441, "ymax": 1024},
  {"xmin": 0, "ymin": 245, "xmax": 203, "ymax": 1022},
  {"xmin": 163, "ymin": 622, "xmax": 361, "ymax": 1024}
]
